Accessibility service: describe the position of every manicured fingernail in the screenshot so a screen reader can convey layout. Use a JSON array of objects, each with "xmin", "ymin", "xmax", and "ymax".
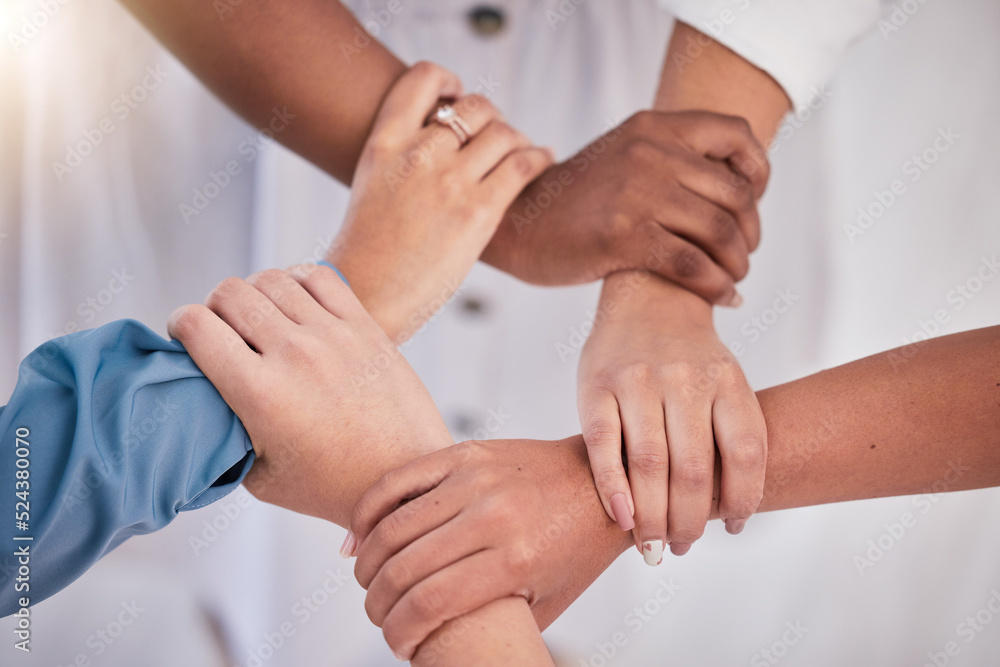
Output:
[
  {"xmin": 392, "ymin": 649, "xmax": 408, "ymax": 661},
  {"xmin": 724, "ymin": 291, "xmax": 744, "ymax": 308},
  {"xmin": 642, "ymin": 540, "xmax": 664, "ymax": 566},
  {"xmin": 610, "ymin": 493, "xmax": 635, "ymax": 531},
  {"xmin": 725, "ymin": 518, "xmax": 747, "ymax": 535},
  {"xmin": 671, "ymin": 542, "xmax": 692, "ymax": 557},
  {"xmin": 339, "ymin": 530, "xmax": 357, "ymax": 559}
]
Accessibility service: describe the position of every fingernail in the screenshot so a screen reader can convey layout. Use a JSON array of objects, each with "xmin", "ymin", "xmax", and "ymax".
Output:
[
  {"xmin": 610, "ymin": 493, "xmax": 635, "ymax": 531},
  {"xmin": 724, "ymin": 291, "xmax": 744, "ymax": 308},
  {"xmin": 339, "ymin": 530, "xmax": 357, "ymax": 559},
  {"xmin": 392, "ymin": 649, "xmax": 408, "ymax": 661},
  {"xmin": 642, "ymin": 540, "xmax": 664, "ymax": 567},
  {"xmin": 725, "ymin": 518, "xmax": 747, "ymax": 535},
  {"xmin": 670, "ymin": 542, "xmax": 692, "ymax": 557}
]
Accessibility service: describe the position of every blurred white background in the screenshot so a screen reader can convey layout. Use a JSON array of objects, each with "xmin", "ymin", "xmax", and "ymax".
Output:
[{"xmin": 1, "ymin": 0, "xmax": 999, "ymax": 665}]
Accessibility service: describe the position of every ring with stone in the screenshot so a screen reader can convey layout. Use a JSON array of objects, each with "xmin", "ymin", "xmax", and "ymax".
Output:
[{"xmin": 429, "ymin": 104, "xmax": 473, "ymax": 146}]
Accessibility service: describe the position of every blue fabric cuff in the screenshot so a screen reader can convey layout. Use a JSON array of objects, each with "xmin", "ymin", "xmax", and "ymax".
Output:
[
  {"xmin": 0, "ymin": 320, "xmax": 254, "ymax": 615},
  {"xmin": 317, "ymin": 260, "xmax": 350, "ymax": 287}
]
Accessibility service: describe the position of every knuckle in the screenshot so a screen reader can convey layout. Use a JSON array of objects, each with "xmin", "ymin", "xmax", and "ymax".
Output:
[
  {"xmin": 627, "ymin": 109, "xmax": 657, "ymax": 134},
  {"xmin": 669, "ymin": 245, "xmax": 705, "ymax": 279},
  {"xmin": 502, "ymin": 544, "xmax": 536, "ymax": 579},
  {"xmin": 623, "ymin": 137, "xmax": 660, "ymax": 165},
  {"xmin": 583, "ymin": 419, "xmax": 623, "ymax": 448},
  {"xmin": 480, "ymin": 493, "xmax": 517, "ymax": 526},
  {"xmin": 169, "ymin": 304, "xmax": 208, "ymax": 338},
  {"xmin": 206, "ymin": 276, "xmax": 245, "ymax": 305},
  {"xmin": 409, "ymin": 583, "xmax": 445, "ymax": 618},
  {"xmin": 722, "ymin": 113, "xmax": 753, "ymax": 137},
  {"xmin": 248, "ymin": 268, "xmax": 286, "ymax": 286},
  {"xmin": 408, "ymin": 60, "xmax": 440, "ymax": 81},
  {"xmin": 671, "ymin": 524, "xmax": 706, "ymax": 544},
  {"xmin": 673, "ymin": 458, "xmax": 713, "ymax": 489},
  {"xmin": 724, "ymin": 497, "xmax": 760, "ymax": 521},
  {"xmin": 621, "ymin": 362, "xmax": 655, "ymax": 390},
  {"xmin": 461, "ymin": 93, "xmax": 492, "ymax": 116},
  {"xmin": 727, "ymin": 434, "xmax": 767, "ymax": 471},
  {"xmin": 630, "ymin": 450, "xmax": 669, "ymax": 477},
  {"xmin": 662, "ymin": 361, "xmax": 701, "ymax": 389},
  {"xmin": 506, "ymin": 151, "xmax": 537, "ymax": 178},
  {"xmin": 594, "ymin": 467, "xmax": 627, "ymax": 492},
  {"xmin": 709, "ymin": 209, "xmax": 739, "ymax": 248},
  {"xmin": 382, "ymin": 559, "xmax": 415, "ymax": 595}
]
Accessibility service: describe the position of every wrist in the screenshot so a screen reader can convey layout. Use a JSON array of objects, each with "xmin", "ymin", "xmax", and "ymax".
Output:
[{"xmin": 600, "ymin": 272, "xmax": 716, "ymax": 329}]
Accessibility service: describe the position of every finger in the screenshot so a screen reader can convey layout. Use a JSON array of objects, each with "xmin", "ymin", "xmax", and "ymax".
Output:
[
  {"xmin": 458, "ymin": 120, "xmax": 531, "ymax": 180},
  {"xmin": 354, "ymin": 487, "xmax": 461, "ymax": 589},
  {"xmin": 674, "ymin": 111, "xmax": 770, "ymax": 205},
  {"xmin": 664, "ymin": 383, "xmax": 716, "ymax": 556},
  {"xmin": 649, "ymin": 181, "xmax": 750, "ymax": 281},
  {"xmin": 245, "ymin": 269, "xmax": 331, "ymax": 326},
  {"xmin": 287, "ymin": 263, "xmax": 366, "ymax": 323},
  {"xmin": 203, "ymin": 276, "xmax": 292, "ymax": 351},
  {"xmin": 578, "ymin": 385, "xmax": 634, "ymax": 531},
  {"xmin": 713, "ymin": 374, "xmax": 767, "ymax": 535},
  {"xmin": 364, "ymin": 511, "xmax": 487, "ymax": 625},
  {"xmin": 373, "ymin": 62, "xmax": 464, "ymax": 139},
  {"xmin": 380, "ymin": 551, "xmax": 523, "ymax": 661},
  {"xmin": 674, "ymin": 153, "xmax": 760, "ymax": 255},
  {"xmin": 482, "ymin": 147, "xmax": 555, "ymax": 210},
  {"xmin": 632, "ymin": 231, "xmax": 740, "ymax": 307},
  {"xmin": 167, "ymin": 303, "xmax": 263, "ymax": 400},
  {"xmin": 350, "ymin": 447, "xmax": 459, "ymax": 544},
  {"xmin": 618, "ymin": 384, "xmax": 669, "ymax": 566}
]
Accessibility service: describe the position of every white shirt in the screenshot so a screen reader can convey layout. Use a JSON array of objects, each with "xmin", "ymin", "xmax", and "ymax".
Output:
[{"xmin": 663, "ymin": 0, "xmax": 885, "ymax": 110}]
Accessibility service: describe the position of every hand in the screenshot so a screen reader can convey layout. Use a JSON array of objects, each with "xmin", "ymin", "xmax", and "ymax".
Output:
[
  {"xmin": 482, "ymin": 110, "xmax": 770, "ymax": 305},
  {"xmin": 167, "ymin": 264, "xmax": 454, "ymax": 526},
  {"xmin": 348, "ymin": 437, "xmax": 630, "ymax": 660},
  {"xmin": 327, "ymin": 61, "xmax": 554, "ymax": 342},
  {"xmin": 577, "ymin": 274, "xmax": 766, "ymax": 562}
]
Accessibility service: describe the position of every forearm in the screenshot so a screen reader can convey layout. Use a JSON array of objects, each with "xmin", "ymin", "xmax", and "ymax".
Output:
[
  {"xmin": 583, "ymin": 322, "xmax": 1000, "ymax": 559},
  {"xmin": 119, "ymin": 0, "xmax": 406, "ymax": 183},
  {"xmin": 656, "ymin": 22, "xmax": 790, "ymax": 148}
]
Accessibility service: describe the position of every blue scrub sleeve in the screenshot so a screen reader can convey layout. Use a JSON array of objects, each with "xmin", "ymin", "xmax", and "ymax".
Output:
[{"xmin": 0, "ymin": 320, "xmax": 254, "ymax": 616}]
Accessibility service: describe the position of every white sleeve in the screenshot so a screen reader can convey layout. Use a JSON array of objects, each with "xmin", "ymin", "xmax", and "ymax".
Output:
[{"xmin": 660, "ymin": 0, "xmax": 884, "ymax": 111}]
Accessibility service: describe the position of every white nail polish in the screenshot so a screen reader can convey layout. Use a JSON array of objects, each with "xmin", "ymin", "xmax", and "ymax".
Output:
[{"xmin": 642, "ymin": 540, "xmax": 664, "ymax": 567}]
